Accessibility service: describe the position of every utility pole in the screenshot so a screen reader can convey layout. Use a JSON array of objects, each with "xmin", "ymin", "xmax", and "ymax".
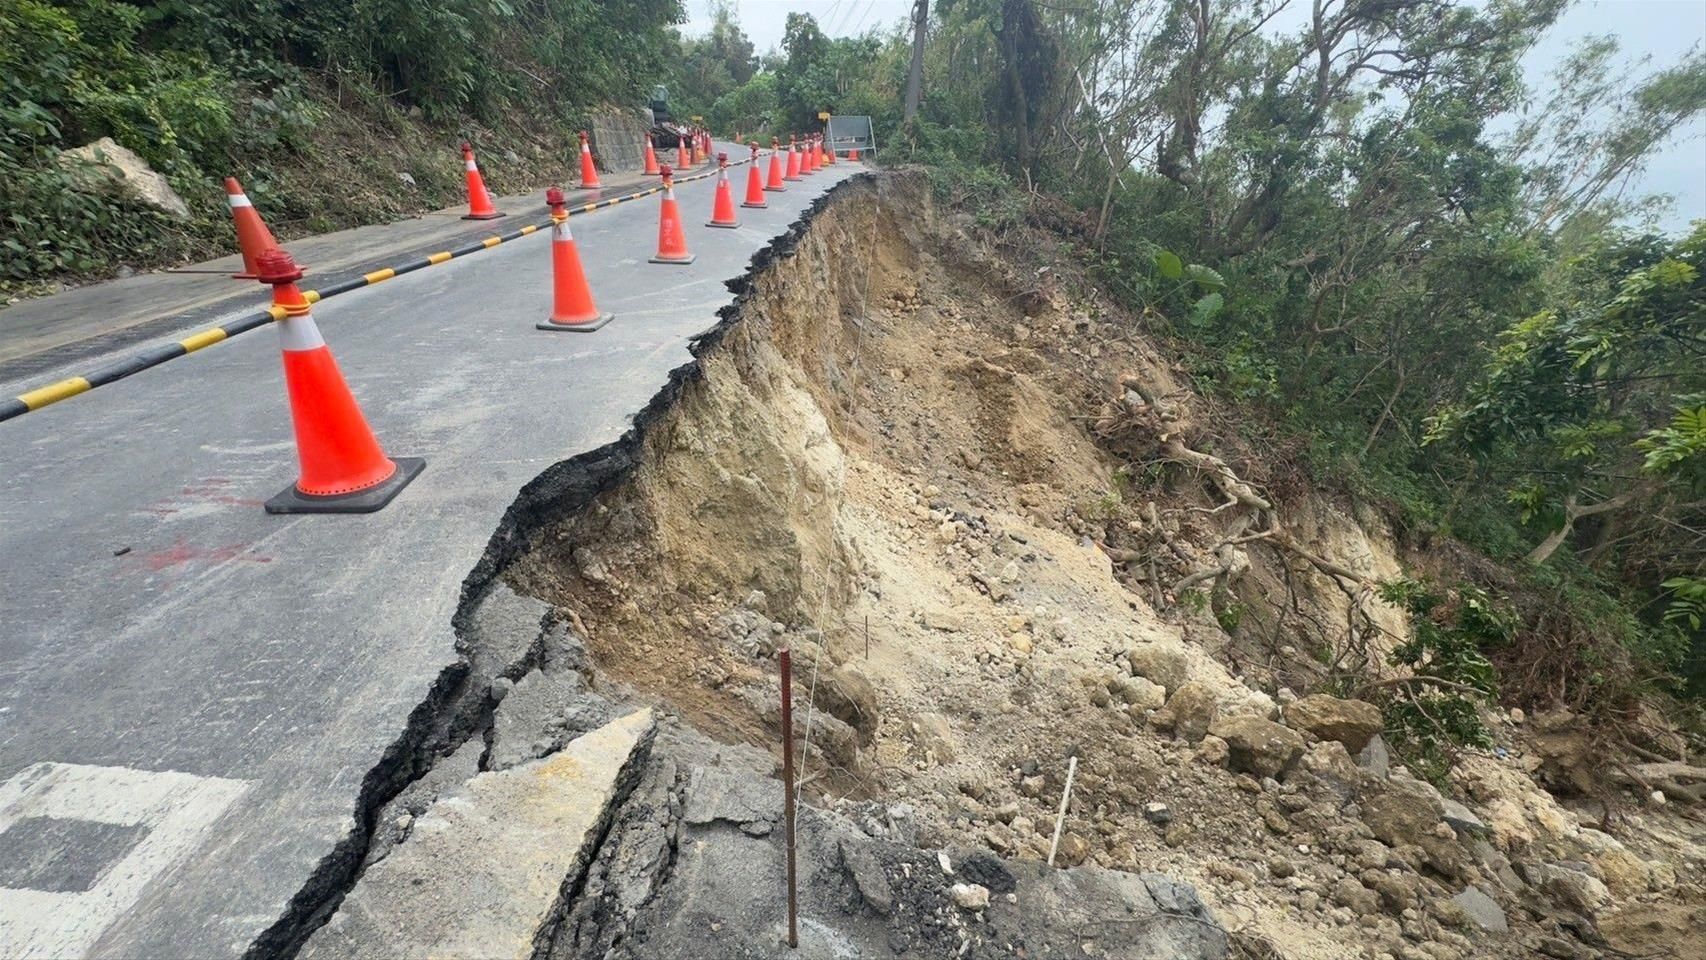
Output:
[{"xmin": 903, "ymin": 0, "xmax": 928, "ymax": 122}]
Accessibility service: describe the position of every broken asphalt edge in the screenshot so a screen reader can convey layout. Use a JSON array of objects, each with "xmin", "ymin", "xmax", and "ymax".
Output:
[{"xmin": 244, "ymin": 171, "xmax": 877, "ymax": 960}]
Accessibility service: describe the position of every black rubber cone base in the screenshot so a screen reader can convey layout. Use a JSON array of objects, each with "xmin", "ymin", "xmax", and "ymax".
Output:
[
  {"xmin": 536, "ymin": 313, "xmax": 614, "ymax": 333},
  {"xmin": 706, "ymin": 220, "xmax": 740, "ymax": 228},
  {"xmin": 460, "ymin": 211, "xmax": 506, "ymax": 221},
  {"xmin": 266, "ymin": 457, "xmax": 425, "ymax": 514},
  {"xmin": 649, "ymin": 253, "xmax": 697, "ymax": 265},
  {"xmin": 742, "ymin": 201, "xmax": 768, "ymax": 209}
]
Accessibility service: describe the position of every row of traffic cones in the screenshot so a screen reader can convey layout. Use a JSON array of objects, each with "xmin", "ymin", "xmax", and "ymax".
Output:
[{"xmin": 224, "ymin": 131, "xmax": 837, "ymax": 514}]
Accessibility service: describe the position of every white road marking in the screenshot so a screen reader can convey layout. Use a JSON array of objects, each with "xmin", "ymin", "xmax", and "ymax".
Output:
[{"xmin": 0, "ymin": 762, "xmax": 251, "ymax": 959}]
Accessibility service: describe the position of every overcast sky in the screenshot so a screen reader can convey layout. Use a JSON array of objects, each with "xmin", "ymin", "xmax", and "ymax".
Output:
[{"xmin": 684, "ymin": 0, "xmax": 1705, "ymax": 231}]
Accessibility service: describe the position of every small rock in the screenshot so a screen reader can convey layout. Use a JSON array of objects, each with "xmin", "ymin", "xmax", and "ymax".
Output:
[
  {"xmin": 1522, "ymin": 862, "xmax": 1610, "ymax": 916},
  {"xmin": 1151, "ymin": 681, "xmax": 1219, "ymax": 743},
  {"xmin": 397, "ymin": 171, "xmax": 417, "ymax": 187},
  {"xmin": 1358, "ymin": 734, "xmax": 1392, "ymax": 778},
  {"xmin": 1142, "ymin": 802, "xmax": 1172, "ymax": 825},
  {"xmin": 1115, "ymin": 675, "xmax": 1166, "ymax": 711},
  {"xmin": 1449, "ymin": 885, "xmax": 1507, "ymax": 933},
  {"xmin": 1440, "ymin": 799, "xmax": 1488, "ymax": 838},
  {"xmin": 1054, "ymin": 832, "xmax": 1091, "ymax": 866},
  {"xmin": 950, "ymin": 882, "xmax": 990, "ymax": 911},
  {"xmin": 909, "ymin": 713, "xmax": 956, "ymax": 764},
  {"xmin": 1536, "ymin": 937, "xmax": 1591, "ymax": 960},
  {"xmin": 1332, "ymin": 877, "xmax": 1381, "ymax": 915},
  {"xmin": 1196, "ymin": 734, "xmax": 1230, "ymax": 766},
  {"xmin": 1268, "ymin": 858, "xmax": 1296, "ymax": 879},
  {"xmin": 922, "ymin": 609, "xmax": 966, "ymax": 632},
  {"xmin": 1125, "ymin": 642, "xmax": 1192, "ymax": 691},
  {"xmin": 1209, "ymin": 714, "xmax": 1305, "ymax": 779}
]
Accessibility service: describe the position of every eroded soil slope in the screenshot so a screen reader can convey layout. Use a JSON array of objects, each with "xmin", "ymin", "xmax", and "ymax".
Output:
[{"xmin": 508, "ymin": 172, "xmax": 1704, "ymax": 960}]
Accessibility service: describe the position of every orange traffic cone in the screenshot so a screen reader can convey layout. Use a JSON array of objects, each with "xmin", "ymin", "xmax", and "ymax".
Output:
[
  {"xmin": 823, "ymin": 137, "xmax": 835, "ymax": 165},
  {"xmin": 766, "ymin": 138, "xmax": 787, "ymax": 192},
  {"xmin": 537, "ymin": 188, "xmax": 613, "ymax": 333},
  {"xmin": 577, "ymin": 131, "xmax": 602, "ymax": 189},
  {"xmin": 643, "ymin": 137, "xmax": 661, "ymax": 176},
  {"xmin": 256, "ymin": 249, "xmax": 423, "ymax": 513},
  {"xmin": 803, "ymin": 135, "xmax": 818, "ymax": 174},
  {"xmin": 225, "ymin": 177, "xmax": 280, "ymax": 280},
  {"xmin": 785, "ymin": 136, "xmax": 803, "ymax": 181},
  {"xmin": 707, "ymin": 153, "xmax": 739, "ymax": 228},
  {"xmin": 460, "ymin": 142, "xmax": 503, "ymax": 220},
  {"xmin": 650, "ymin": 166, "xmax": 695, "ymax": 265},
  {"xmin": 850, "ymin": 147, "xmax": 861, "ymax": 161},
  {"xmin": 676, "ymin": 138, "xmax": 691, "ymax": 169},
  {"xmin": 692, "ymin": 133, "xmax": 706, "ymax": 166},
  {"xmin": 742, "ymin": 142, "xmax": 768, "ymax": 209}
]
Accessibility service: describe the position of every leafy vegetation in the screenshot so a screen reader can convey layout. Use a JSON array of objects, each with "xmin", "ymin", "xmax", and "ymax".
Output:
[
  {"xmin": 1, "ymin": 0, "xmax": 684, "ymax": 294},
  {"xmin": 1373, "ymin": 579, "xmax": 1504, "ymax": 786}
]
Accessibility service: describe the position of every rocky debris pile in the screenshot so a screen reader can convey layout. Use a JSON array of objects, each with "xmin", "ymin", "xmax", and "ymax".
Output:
[
  {"xmin": 553, "ymin": 762, "xmax": 1230, "ymax": 959},
  {"xmin": 492, "ymin": 174, "xmax": 1701, "ymax": 960}
]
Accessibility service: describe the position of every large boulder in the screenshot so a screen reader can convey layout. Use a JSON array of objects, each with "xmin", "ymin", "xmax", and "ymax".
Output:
[
  {"xmin": 1283, "ymin": 694, "xmax": 1383, "ymax": 753},
  {"xmin": 58, "ymin": 137, "xmax": 191, "ymax": 220},
  {"xmin": 1208, "ymin": 715, "xmax": 1304, "ymax": 779},
  {"xmin": 1523, "ymin": 862, "xmax": 1611, "ymax": 916},
  {"xmin": 817, "ymin": 665, "xmax": 881, "ymax": 744},
  {"xmin": 1360, "ymin": 776, "xmax": 1468, "ymax": 878},
  {"xmin": 1124, "ymin": 641, "xmax": 1192, "ymax": 692},
  {"xmin": 1361, "ymin": 776, "xmax": 1445, "ymax": 848},
  {"xmin": 1450, "ymin": 885, "xmax": 1508, "ymax": 933},
  {"xmin": 1151, "ymin": 681, "xmax": 1219, "ymax": 743}
]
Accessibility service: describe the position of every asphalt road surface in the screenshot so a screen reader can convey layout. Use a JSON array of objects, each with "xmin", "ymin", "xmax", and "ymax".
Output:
[{"xmin": 0, "ymin": 147, "xmax": 858, "ymax": 958}]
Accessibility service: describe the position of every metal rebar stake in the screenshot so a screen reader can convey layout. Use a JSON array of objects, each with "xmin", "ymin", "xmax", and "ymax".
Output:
[{"xmin": 780, "ymin": 648, "xmax": 800, "ymax": 949}]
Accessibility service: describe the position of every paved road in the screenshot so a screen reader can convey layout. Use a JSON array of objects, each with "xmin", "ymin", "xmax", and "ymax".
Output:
[
  {"xmin": 0, "ymin": 147, "xmax": 857, "ymax": 958},
  {"xmin": 0, "ymin": 166, "xmax": 669, "ymax": 382}
]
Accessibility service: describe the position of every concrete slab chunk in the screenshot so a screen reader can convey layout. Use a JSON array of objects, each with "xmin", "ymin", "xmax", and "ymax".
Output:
[{"xmin": 301, "ymin": 709, "xmax": 655, "ymax": 960}]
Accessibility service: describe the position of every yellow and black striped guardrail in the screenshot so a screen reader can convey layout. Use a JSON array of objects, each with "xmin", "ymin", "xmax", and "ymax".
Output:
[{"xmin": 0, "ymin": 153, "xmax": 760, "ymax": 424}]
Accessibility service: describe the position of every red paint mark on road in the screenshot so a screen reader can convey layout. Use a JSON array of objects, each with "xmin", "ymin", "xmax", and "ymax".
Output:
[{"xmin": 131, "ymin": 537, "xmax": 273, "ymax": 572}]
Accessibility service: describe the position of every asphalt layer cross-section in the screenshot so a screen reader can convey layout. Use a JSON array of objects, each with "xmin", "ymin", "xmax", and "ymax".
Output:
[{"xmin": 0, "ymin": 148, "xmax": 858, "ymax": 958}]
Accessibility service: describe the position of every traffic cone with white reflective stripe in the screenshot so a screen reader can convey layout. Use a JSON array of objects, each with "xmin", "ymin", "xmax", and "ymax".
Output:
[
  {"xmin": 257, "ymin": 249, "xmax": 423, "ymax": 514},
  {"xmin": 785, "ymin": 136, "xmax": 802, "ymax": 181},
  {"xmin": 650, "ymin": 166, "xmax": 695, "ymax": 265},
  {"xmin": 226, "ymin": 177, "xmax": 281, "ymax": 280},
  {"xmin": 676, "ymin": 138, "xmax": 690, "ymax": 169},
  {"xmin": 707, "ymin": 153, "xmax": 739, "ymax": 227},
  {"xmin": 460, "ymin": 142, "xmax": 503, "ymax": 220},
  {"xmin": 692, "ymin": 132, "xmax": 707, "ymax": 166},
  {"xmin": 743, "ymin": 142, "xmax": 768, "ymax": 208},
  {"xmin": 849, "ymin": 146, "xmax": 861, "ymax": 161},
  {"xmin": 766, "ymin": 138, "xmax": 787, "ymax": 192},
  {"xmin": 577, "ymin": 131, "xmax": 602, "ymax": 189},
  {"xmin": 537, "ymin": 188, "xmax": 612, "ymax": 333},
  {"xmin": 822, "ymin": 136, "xmax": 835, "ymax": 165},
  {"xmin": 643, "ymin": 137, "xmax": 661, "ymax": 176}
]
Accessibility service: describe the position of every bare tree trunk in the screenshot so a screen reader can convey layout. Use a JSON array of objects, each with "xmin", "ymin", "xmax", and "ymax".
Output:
[{"xmin": 1527, "ymin": 489, "xmax": 1643, "ymax": 565}]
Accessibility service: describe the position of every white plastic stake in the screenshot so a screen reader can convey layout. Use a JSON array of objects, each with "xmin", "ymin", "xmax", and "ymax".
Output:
[{"xmin": 1046, "ymin": 755, "xmax": 1079, "ymax": 867}]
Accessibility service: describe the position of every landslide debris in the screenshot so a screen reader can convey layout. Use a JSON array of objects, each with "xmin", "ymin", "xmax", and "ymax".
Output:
[{"xmin": 503, "ymin": 172, "xmax": 1703, "ymax": 960}]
